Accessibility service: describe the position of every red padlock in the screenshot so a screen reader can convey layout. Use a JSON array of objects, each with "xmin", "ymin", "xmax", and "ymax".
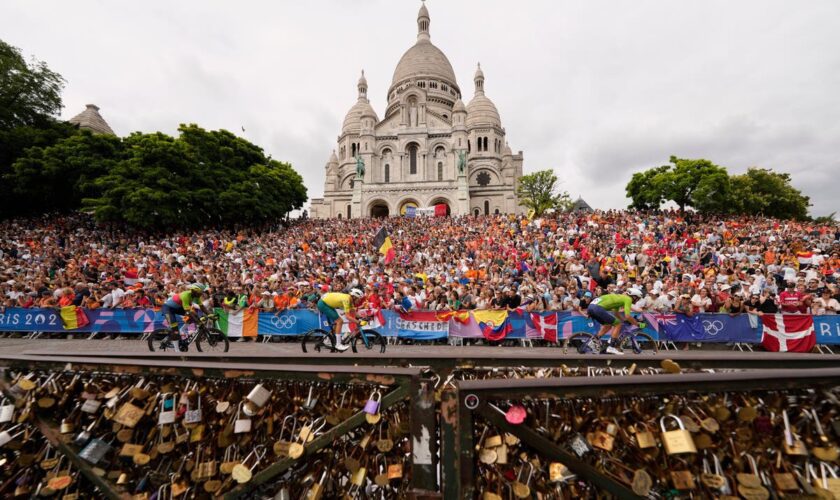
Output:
[{"xmin": 505, "ymin": 405, "xmax": 526, "ymax": 425}]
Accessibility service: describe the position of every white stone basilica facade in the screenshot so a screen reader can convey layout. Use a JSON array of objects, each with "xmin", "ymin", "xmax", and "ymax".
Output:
[{"xmin": 310, "ymin": 2, "xmax": 523, "ymax": 219}]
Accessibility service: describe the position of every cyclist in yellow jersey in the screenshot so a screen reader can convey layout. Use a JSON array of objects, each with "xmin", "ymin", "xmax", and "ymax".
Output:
[{"xmin": 317, "ymin": 288, "xmax": 365, "ymax": 351}]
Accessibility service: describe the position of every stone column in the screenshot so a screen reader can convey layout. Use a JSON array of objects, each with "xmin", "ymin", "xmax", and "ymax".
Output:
[{"xmin": 352, "ymin": 177, "xmax": 363, "ymax": 219}]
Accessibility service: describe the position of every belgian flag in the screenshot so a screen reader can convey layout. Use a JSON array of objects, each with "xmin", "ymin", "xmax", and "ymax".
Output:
[{"xmin": 373, "ymin": 227, "xmax": 396, "ymax": 264}]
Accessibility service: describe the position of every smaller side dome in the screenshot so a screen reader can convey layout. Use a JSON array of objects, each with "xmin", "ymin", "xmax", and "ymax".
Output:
[
  {"xmin": 503, "ymin": 141, "xmax": 512, "ymax": 156},
  {"xmin": 453, "ymin": 98, "xmax": 466, "ymax": 113},
  {"xmin": 329, "ymin": 149, "xmax": 339, "ymax": 164},
  {"xmin": 466, "ymin": 63, "xmax": 500, "ymax": 128},
  {"xmin": 342, "ymin": 71, "xmax": 379, "ymax": 133}
]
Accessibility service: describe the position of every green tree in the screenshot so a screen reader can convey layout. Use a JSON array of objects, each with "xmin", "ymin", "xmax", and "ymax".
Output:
[
  {"xmin": 516, "ymin": 170, "xmax": 572, "ymax": 216},
  {"xmin": 0, "ymin": 120, "xmax": 78, "ymax": 216},
  {"xmin": 84, "ymin": 125, "xmax": 307, "ymax": 229},
  {"xmin": 728, "ymin": 168, "xmax": 810, "ymax": 220},
  {"xmin": 626, "ymin": 156, "xmax": 730, "ymax": 212},
  {"xmin": 10, "ymin": 131, "xmax": 124, "ymax": 213},
  {"xmin": 626, "ymin": 165, "xmax": 669, "ymax": 210},
  {"xmin": 0, "ymin": 39, "xmax": 65, "ymax": 130}
]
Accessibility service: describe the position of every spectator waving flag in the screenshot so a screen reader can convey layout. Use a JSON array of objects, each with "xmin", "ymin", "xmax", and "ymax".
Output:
[
  {"xmin": 373, "ymin": 227, "xmax": 396, "ymax": 264},
  {"xmin": 761, "ymin": 314, "xmax": 815, "ymax": 353},
  {"xmin": 60, "ymin": 305, "xmax": 90, "ymax": 330}
]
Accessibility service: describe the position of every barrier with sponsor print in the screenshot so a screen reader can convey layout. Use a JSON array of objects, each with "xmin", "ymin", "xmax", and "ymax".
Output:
[{"xmin": 1, "ymin": 306, "xmax": 838, "ymax": 349}]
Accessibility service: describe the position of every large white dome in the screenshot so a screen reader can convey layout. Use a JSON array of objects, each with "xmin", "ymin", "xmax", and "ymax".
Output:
[{"xmin": 391, "ymin": 39, "xmax": 457, "ymax": 87}]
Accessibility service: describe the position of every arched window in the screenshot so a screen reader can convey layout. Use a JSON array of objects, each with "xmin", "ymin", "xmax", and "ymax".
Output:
[
  {"xmin": 337, "ymin": 213, "xmax": 342, "ymax": 219},
  {"xmin": 347, "ymin": 205, "xmax": 351, "ymax": 219},
  {"xmin": 474, "ymin": 208, "xmax": 480, "ymax": 216},
  {"xmin": 494, "ymin": 208, "xmax": 500, "ymax": 215},
  {"xmin": 437, "ymin": 162, "xmax": 443, "ymax": 181},
  {"xmin": 384, "ymin": 164, "xmax": 390, "ymax": 183},
  {"xmin": 351, "ymin": 143, "xmax": 356, "ymax": 157},
  {"xmin": 408, "ymin": 144, "xmax": 418, "ymax": 175},
  {"xmin": 483, "ymin": 137, "xmax": 489, "ymax": 151},
  {"xmin": 484, "ymin": 200, "xmax": 490, "ymax": 215},
  {"xmin": 467, "ymin": 140, "xmax": 471, "ymax": 153}
]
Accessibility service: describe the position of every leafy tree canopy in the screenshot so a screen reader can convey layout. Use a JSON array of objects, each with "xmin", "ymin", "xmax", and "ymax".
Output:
[
  {"xmin": 626, "ymin": 156, "xmax": 811, "ymax": 220},
  {"xmin": 83, "ymin": 124, "xmax": 307, "ymax": 229},
  {"xmin": 0, "ymin": 39, "xmax": 65, "ymax": 130},
  {"xmin": 516, "ymin": 170, "xmax": 572, "ymax": 216}
]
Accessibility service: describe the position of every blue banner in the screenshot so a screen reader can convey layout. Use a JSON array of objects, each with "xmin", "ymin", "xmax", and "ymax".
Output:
[
  {"xmin": 2, "ymin": 306, "xmax": 838, "ymax": 346},
  {"xmin": 259, "ymin": 310, "xmax": 321, "ymax": 336},
  {"xmin": 655, "ymin": 313, "xmax": 760, "ymax": 343},
  {"xmin": 815, "ymin": 315, "xmax": 840, "ymax": 345}
]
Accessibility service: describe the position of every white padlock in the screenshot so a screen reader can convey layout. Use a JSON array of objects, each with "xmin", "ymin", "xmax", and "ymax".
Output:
[
  {"xmin": 158, "ymin": 393, "xmax": 176, "ymax": 425},
  {"xmin": 0, "ymin": 424, "xmax": 25, "ymax": 447},
  {"xmin": 234, "ymin": 402, "xmax": 252, "ymax": 434},
  {"xmin": 0, "ymin": 398, "xmax": 14, "ymax": 423},
  {"xmin": 246, "ymin": 384, "xmax": 271, "ymax": 408},
  {"xmin": 81, "ymin": 399, "xmax": 102, "ymax": 414}
]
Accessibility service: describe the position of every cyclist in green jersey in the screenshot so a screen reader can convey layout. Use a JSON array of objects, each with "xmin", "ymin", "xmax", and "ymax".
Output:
[{"xmin": 586, "ymin": 290, "xmax": 642, "ymax": 355}]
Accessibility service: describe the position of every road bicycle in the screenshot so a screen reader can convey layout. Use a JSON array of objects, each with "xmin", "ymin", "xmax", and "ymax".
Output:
[
  {"xmin": 301, "ymin": 312, "xmax": 386, "ymax": 354},
  {"xmin": 563, "ymin": 322, "xmax": 657, "ymax": 355},
  {"xmin": 147, "ymin": 312, "xmax": 229, "ymax": 353}
]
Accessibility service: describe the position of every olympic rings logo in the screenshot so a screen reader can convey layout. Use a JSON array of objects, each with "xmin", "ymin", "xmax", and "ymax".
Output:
[
  {"xmin": 271, "ymin": 314, "xmax": 298, "ymax": 329},
  {"xmin": 702, "ymin": 320, "xmax": 724, "ymax": 336}
]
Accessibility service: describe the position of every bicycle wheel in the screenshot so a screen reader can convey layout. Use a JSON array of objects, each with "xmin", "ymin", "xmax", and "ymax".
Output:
[
  {"xmin": 301, "ymin": 329, "xmax": 336, "ymax": 354},
  {"xmin": 351, "ymin": 329, "xmax": 387, "ymax": 354},
  {"xmin": 147, "ymin": 328, "xmax": 176, "ymax": 352},
  {"xmin": 620, "ymin": 332, "xmax": 658, "ymax": 354},
  {"xmin": 195, "ymin": 327, "xmax": 229, "ymax": 353},
  {"xmin": 563, "ymin": 333, "xmax": 602, "ymax": 354}
]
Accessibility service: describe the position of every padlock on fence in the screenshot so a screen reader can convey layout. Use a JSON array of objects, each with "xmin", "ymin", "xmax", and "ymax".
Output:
[
  {"xmin": 246, "ymin": 384, "xmax": 271, "ymax": 408},
  {"xmin": 78, "ymin": 437, "xmax": 112, "ymax": 464},
  {"xmin": 158, "ymin": 393, "xmax": 176, "ymax": 425},
  {"xmin": 234, "ymin": 402, "xmax": 252, "ymax": 434},
  {"xmin": 0, "ymin": 398, "xmax": 15, "ymax": 423},
  {"xmin": 364, "ymin": 389, "xmax": 381, "ymax": 415},
  {"xmin": 184, "ymin": 395, "xmax": 202, "ymax": 424},
  {"xmin": 660, "ymin": 414, "xmax": 696, "ymax": 455}
]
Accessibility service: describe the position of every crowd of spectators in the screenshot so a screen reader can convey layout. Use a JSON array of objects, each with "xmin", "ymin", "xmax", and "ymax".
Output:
[{"xmin": 0, "ymin": 211, "xmax": 838, "ymax": 317}]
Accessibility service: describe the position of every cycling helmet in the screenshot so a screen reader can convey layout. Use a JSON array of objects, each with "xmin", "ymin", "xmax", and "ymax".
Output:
[
  {"xmin": 189, "ymin": 283, "xmax": 208, "ymax": 293},
  {"xmin": 627, "ymin": 288, "xmax": 643, "ymax": 298},
  {"xmin": 349, "ymin": 288, "xmax": 364, "ymax": 298}
]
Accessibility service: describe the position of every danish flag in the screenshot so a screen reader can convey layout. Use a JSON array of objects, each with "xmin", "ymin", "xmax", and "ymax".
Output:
[
  {"xmin": 528, "ymin": 312, "xmax": 558, "ymax": 343},
  {"xmin": 761, "ymin": 314, "xmax": 815, "ymax": 353}
]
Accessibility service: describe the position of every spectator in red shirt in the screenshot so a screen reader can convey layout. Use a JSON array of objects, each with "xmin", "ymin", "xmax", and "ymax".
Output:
[{"xmin": 778, "ymin": 282, "xmax": 804, "ymax": 313}]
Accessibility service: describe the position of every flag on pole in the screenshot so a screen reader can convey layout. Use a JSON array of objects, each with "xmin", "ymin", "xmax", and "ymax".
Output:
[
  {"xmin": 217, "ymin": 309, "xmax": 258, "ymax": 338},
  {"xmin": 373, "ymin": 227, "xmax": 395, "ymax": 264},
  {"xmin": 761, "ymin": 314, "xmax": 815, "ymax": 352},
  {"xmin": 60, "ymin": 305, "xmax": 90, "ymax": 330}
]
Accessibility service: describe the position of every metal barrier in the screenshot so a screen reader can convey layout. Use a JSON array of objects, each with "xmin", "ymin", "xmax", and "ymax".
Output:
[
  {"xmin": 451, "ymin": 368, "xmax": 840, "ymax": 499},
  {"xmin": 1, "ymin": 352, "xmax": 839, "ymax": 498},
  {"xmin": 0, "ymin": 355, "xmax": 437, "ymax": 498}
]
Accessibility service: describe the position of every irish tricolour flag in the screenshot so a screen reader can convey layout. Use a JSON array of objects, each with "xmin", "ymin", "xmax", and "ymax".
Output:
[{"xmin": 216, "ymin": 309, "xmax": 258, "ymax": 338}]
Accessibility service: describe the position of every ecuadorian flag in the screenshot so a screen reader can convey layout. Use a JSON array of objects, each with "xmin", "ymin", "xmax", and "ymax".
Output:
[
  {"xmin": 473, "ymin": 310, "xmax": 512, "ymax": 341},
  {"xmin": 373, "ymin": 227, "xmax": 395, "ymax": 264},
  {"xmin": 60, "ymin": 305, "xmax": 90, "ymax": 330}
]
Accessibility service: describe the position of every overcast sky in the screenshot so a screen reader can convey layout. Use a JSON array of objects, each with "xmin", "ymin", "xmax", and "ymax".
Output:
[{"xmin": 3, "ymin": 0, "xmax": 838, "ymax": 216}]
